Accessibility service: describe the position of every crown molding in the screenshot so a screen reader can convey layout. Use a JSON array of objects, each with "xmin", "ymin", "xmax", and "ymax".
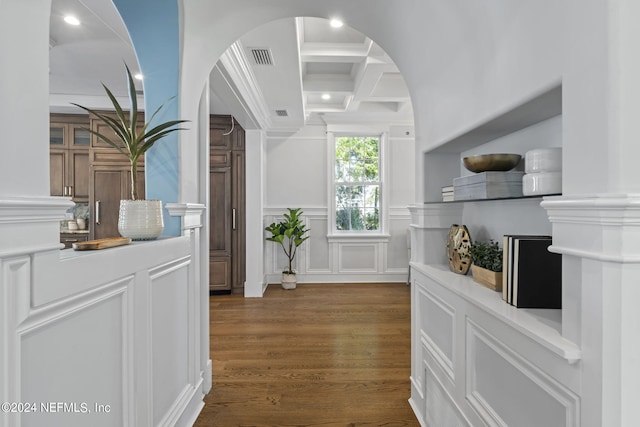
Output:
[
  {"xmin": 541, "ymin": 194, "xmax": 640, "ymax": 225},
  {"xmin": 542, "ymin": 194, "xmax": 640, "ymax": 263},
  {"xmin": 217, "ymin": 41, "xmax": 272, "ymax": 130}
]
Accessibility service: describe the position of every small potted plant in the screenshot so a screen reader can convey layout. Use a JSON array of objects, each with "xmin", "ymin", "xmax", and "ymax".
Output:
[
  {"xmin": 264, "ymin": 208, "xmax": 310, "ymax": 289},
  {"xmin": 72, "ymin": 63, "xmax": 188, "ymax": 240},
  {"xmin": 468, "ymin": 240, "xmax": 503, "ymax": 291}
]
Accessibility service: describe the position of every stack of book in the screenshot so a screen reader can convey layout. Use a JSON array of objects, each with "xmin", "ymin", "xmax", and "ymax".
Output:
[
  {"xmin": 442, "ymin": 186, "xmax": 454, "ymax": 202},
  {"xmin": 501, "ymin": 235, "xmax": 562, "ymax": 308},
  {"xmin": 453, "ymin": 171, "xmax": 524, "ymax": 200}
]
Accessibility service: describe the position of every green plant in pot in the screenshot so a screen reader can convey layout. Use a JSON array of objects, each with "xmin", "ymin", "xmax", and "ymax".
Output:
[
  {"xmin": 468, "ymin": 240, "xmax": 503, "ymax": 291},
  {"xmin": 72, "ymin": 63, "xmax": 188, "ymax": 240},
  {"xmin": 265, "ymin": 208, "xmax": 310, "ymax": 289}
]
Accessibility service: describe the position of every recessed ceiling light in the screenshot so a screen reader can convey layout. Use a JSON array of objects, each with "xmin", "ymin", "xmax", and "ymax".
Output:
[
  {"xmin": 329, "ymin": 19, "xmax": 344, "ymax": 28},
  {"xmin": 64, "ymin": 15, "xmax": 80, "ymax": 26},
  {"xmin": 134, "ymin": 73, "xmax": 143, "ymax": 81},
  {"xmin": 322, "ymin": 93, "xmax": 331, "ymax": 100}
]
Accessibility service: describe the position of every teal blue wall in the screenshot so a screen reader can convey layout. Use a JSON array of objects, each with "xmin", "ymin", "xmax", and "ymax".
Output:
[{"xmin": 112, "ymin": 0, "xmax": 181, "ymax": 236}]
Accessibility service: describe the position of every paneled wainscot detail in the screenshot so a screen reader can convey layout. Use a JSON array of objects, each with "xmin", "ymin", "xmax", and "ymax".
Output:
[
  {"xmin": 466, "ymin": 320, "xmax": 580, "ymax": 427},
  {"xmin": 423, "ymin": 361, "xmax": 470, "ymax": 427},
  {"xmin": 409, "ymin": 257, "xmax": 582, "ymax": 427},
  {"xmin": 417, "ymin": 286, "xmax": 455, "ymax": 382},
  {"xmin": 1, "ymin": 198, "xmax": 208, "ymax": 427},
  {"xmin": 264, "ymin": 207, "xmax": 410, "ymax": 283}
]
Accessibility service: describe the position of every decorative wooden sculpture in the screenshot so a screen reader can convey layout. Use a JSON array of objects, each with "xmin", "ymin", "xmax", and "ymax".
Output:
[{"xmin": 447, "ymin": 224, "xmax": 472, "ymax": 274}]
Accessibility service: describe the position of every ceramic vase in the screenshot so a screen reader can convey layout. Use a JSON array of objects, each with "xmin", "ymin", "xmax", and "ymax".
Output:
[
  {"xmin": 281, "ymin": 272, "xmax": 297, "ymax": 290},
  {"xmin": 118, "ymin": 200, "xmax": 164, "ymax": 240}
]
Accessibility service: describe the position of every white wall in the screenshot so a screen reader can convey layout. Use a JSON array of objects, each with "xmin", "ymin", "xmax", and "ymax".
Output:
[{"xmin": 264, "ymin": 123, "xmax": 415, "ymax": 283}]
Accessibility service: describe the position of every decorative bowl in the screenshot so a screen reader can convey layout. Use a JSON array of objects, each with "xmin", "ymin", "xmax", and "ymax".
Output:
[{"xmin": 462, "ymin": 153, "xmax": 521, "ymax": 173}]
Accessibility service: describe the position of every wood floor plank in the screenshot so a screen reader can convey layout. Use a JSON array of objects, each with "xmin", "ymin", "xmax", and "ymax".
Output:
[{"xmin": 194, "ymin": 283, "xmax": 419, "ymax": 426}]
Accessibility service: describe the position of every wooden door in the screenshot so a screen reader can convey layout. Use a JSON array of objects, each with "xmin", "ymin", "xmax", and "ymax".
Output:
[
  {"xmin": 209, "ymin": 166, "xmax": 232, "ymax": 291},
  {"xmin": 68, "ymin": 150, "xmax": 89, "ymax": 202},
  {"xmin": 50, "ymin": 149, "xmax": 66, "ymax": 197},
  {"xmin": 209, "ymin": 115, "xmax": 246, "ymax": 294},
  {"xmin": 91, "ymin": 169, "xmax": 124, "ymax": 240}
]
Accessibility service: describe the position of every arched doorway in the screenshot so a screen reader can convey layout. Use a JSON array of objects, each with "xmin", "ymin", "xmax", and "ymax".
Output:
[{"xmin": 206, "ymin": 16, "xmax": 415, "ymax": 296}]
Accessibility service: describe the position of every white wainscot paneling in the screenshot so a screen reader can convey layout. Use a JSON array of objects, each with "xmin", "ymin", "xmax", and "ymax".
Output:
[
  {"xmin": 424, "ymin": 361, "xmax": 470, "ymax": 427},
  {"xmin": 151, "ymin": 258, "xmax": 191, "ymax": 426},
  {"xmin": 20, "ymin": 277, "xmax": 132, "ymax": 427},
  {"xmin": 466, "ymin": 320, "xmax": 579, "ymax": 427},
  {"xmin": 338, "ymin": 244, "xmax": 377, "ymax": 273},
  {"xmin": 385, "ymin": 216, "xmax": 410, "ymax": 271},
  {"xmin": 307, "ymin": 217, "xmax": 330, "ymax": 272},
  {"xmin": 418, "ymin": 287, "xmax": 455, "ymax": 382}
]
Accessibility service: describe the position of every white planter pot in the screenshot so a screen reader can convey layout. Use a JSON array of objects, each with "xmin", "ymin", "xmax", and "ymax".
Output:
[
  {"xmin": 118, "ymin": 200, "xmax": 164, "ymax": 240},
  {"xmin": 281, "ymin": 273, "xmax": 297, "ymax": 290}
]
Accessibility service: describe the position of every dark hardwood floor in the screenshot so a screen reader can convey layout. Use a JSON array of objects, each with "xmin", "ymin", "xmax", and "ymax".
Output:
[{"xmin": 194, "ymin": 283, "xmax": 420, "ymax": 426}]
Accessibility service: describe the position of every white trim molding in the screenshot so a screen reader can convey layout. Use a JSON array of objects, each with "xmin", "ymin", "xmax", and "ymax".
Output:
[
  {"xmin": 166, "ymin": 203, "xmax": 205, "ymax": 230},
  {"xmin": 217, "ymin": 41, "xmax": 272, "ymax": 130},
  {"xmin": 0, "ymin": 196, "xmax": 73, "ymax": 224},
  {"xmin": 0, "ymin": 196, "xmax": 74, "ymax": 257},
  {"xmin": 541, "ymin": 194, "xmax": 640, "ymax": 263}
]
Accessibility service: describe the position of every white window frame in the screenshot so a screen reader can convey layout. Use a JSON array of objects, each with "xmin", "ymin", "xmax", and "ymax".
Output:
[{"xmin": 327, "ymin": 128, "xmax": 390, "ymax": 242}]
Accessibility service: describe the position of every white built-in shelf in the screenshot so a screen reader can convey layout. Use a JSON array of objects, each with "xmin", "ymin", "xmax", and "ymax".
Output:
[
  {"xmin": 429, "ymin": 84, "xmax": 562, "ymax": 154},
  {"xmin": 411, "ymin": 262, "xmax": 581, "ymax": 364}
]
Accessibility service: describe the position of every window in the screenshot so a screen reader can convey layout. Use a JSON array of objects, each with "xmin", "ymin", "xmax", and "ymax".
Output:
[{"xmin": 333, "ymin": 135, "xmax": 381, "ymax": 232}]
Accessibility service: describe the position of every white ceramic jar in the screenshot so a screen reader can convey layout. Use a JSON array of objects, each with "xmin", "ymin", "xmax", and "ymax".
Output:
[
  {"xmin": 524, "ymin": 147, "xmax": 562, "ymax": 173},
  {"xmin": 523, "ymin": 172, "xmax": 562, "ymax": 196}
]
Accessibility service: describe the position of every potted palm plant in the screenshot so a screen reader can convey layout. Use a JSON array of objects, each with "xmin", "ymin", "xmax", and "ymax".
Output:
[
  {"xmin": 72, "ymin": 63, "xmax": 188, "ymax": 240},
  {"xmin": 468, "ymin": 240, "xmax": 503, "ymax": 291},
  {"xmin": 265, "ymin": 208, "xmax": 310, "ymax": 289}
]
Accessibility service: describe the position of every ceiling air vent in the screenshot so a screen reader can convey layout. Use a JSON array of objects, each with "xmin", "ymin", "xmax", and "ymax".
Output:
[
  {"xmin": 250, "ymin": 48, "xmax": 274, "ymax": 66},
  {"xmin": 275, "ymin": 109, "xmax": 289, "ymax": 117}
]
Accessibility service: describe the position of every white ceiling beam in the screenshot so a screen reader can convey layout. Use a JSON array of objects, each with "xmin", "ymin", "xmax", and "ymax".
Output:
[
  {"xmin": 300, "ymin": 42, "xmax": 369, "ymax": 63},
  {"xmin": 370, "ymin": 73, "xmax": 410, "ymax": 98},
  {"xmin": 303, "ymin": 75, "xmax": 354, "ymax": 93}
]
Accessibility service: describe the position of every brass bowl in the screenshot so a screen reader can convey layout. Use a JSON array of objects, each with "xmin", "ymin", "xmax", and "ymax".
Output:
[{"xmin": 462, "ymin": 154, "xmax": 521, "ymax": 173}]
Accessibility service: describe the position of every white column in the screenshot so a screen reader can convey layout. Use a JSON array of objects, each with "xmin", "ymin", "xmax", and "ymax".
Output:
[
  {"xmin": 564, "ymin": 0, "xmax": 640, "ymax": 194},
  {"xmin": 542, "ymin": 195, "xmax": 640, "ymax": 427},
  {"xmin": 0, "ymin": 0, "xmax": 51, "ymax": 200},
  {"xmin": 245, "ymin": 130, "xmax": 266, "ymax": 297}
]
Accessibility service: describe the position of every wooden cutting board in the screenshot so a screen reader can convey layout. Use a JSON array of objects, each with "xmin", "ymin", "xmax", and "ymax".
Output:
[{"xmin": 72, "ymin": 237, "xmax": 132, "ymax": 251}]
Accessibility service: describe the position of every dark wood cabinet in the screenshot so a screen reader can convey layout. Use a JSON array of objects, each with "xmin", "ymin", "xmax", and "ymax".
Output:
[
  {"xmin": 49, "ymin": 116, "xmax": 90, "ymax": 202},
  {"xmin": 88, "ymin": 111, "xmax": 145, "ymax": 240},
  {"xmin": 90, "ymin": 166, "xmax": 145, "ymax": 240},
  {"xmin": 209, "ymin": 115, "xmax": 245, "ymax": 294}
]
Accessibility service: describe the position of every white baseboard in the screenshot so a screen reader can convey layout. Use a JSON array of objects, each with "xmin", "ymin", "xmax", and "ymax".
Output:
[{"xmin": 265, "ymin": 273, "xmax": 409, "ymax": 284}]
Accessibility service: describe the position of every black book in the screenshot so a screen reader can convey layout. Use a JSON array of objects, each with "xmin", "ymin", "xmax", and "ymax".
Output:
[
  {"xmin": 512, "ymin": 237, "xmax": 561, "ymax": 308},
  {"xmin": 502, "ymin": 235, "xmax": 551, "ymax": 304}
]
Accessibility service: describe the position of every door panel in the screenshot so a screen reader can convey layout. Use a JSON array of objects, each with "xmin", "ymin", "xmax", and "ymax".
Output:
[
  {"xmin": 209, "ymin": 116, "xmax": 233, "ymax": 150},
  {"xmin": 92, "ymin": 169, "xmax": 124, "ymax": 240},
  {"xmin": 69, "ymin": 150, "xmax": 89, "ymax": 202},
  {"xmin": 232, "ymin": 151, "xmax": 246, "ymax": 293},
  {"xmin": 209, "ymin": 259, "xmax": 231, "ymax": 292},
  {"xmin": 209, "ymin": 167, "xmax": 232, "ymax": 291},
  {"xmin": 50, "ymin": 150, "xmax": 66, "ymax": 197}
]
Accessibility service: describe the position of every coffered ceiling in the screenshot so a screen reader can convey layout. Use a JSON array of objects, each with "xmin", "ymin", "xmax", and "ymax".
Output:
[{"xmin": 49, "ymin": 0, "xmax": 413, "ymax": 130}]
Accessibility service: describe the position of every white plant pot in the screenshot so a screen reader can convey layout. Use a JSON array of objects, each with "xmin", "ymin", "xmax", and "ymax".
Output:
[
  {"xmin": 118, "ymin": 200, "xmax": 164, "ymax": 241},
  {"xmin": 281, "ymin": 273, "xmax": 297, "ymax": 290}
]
